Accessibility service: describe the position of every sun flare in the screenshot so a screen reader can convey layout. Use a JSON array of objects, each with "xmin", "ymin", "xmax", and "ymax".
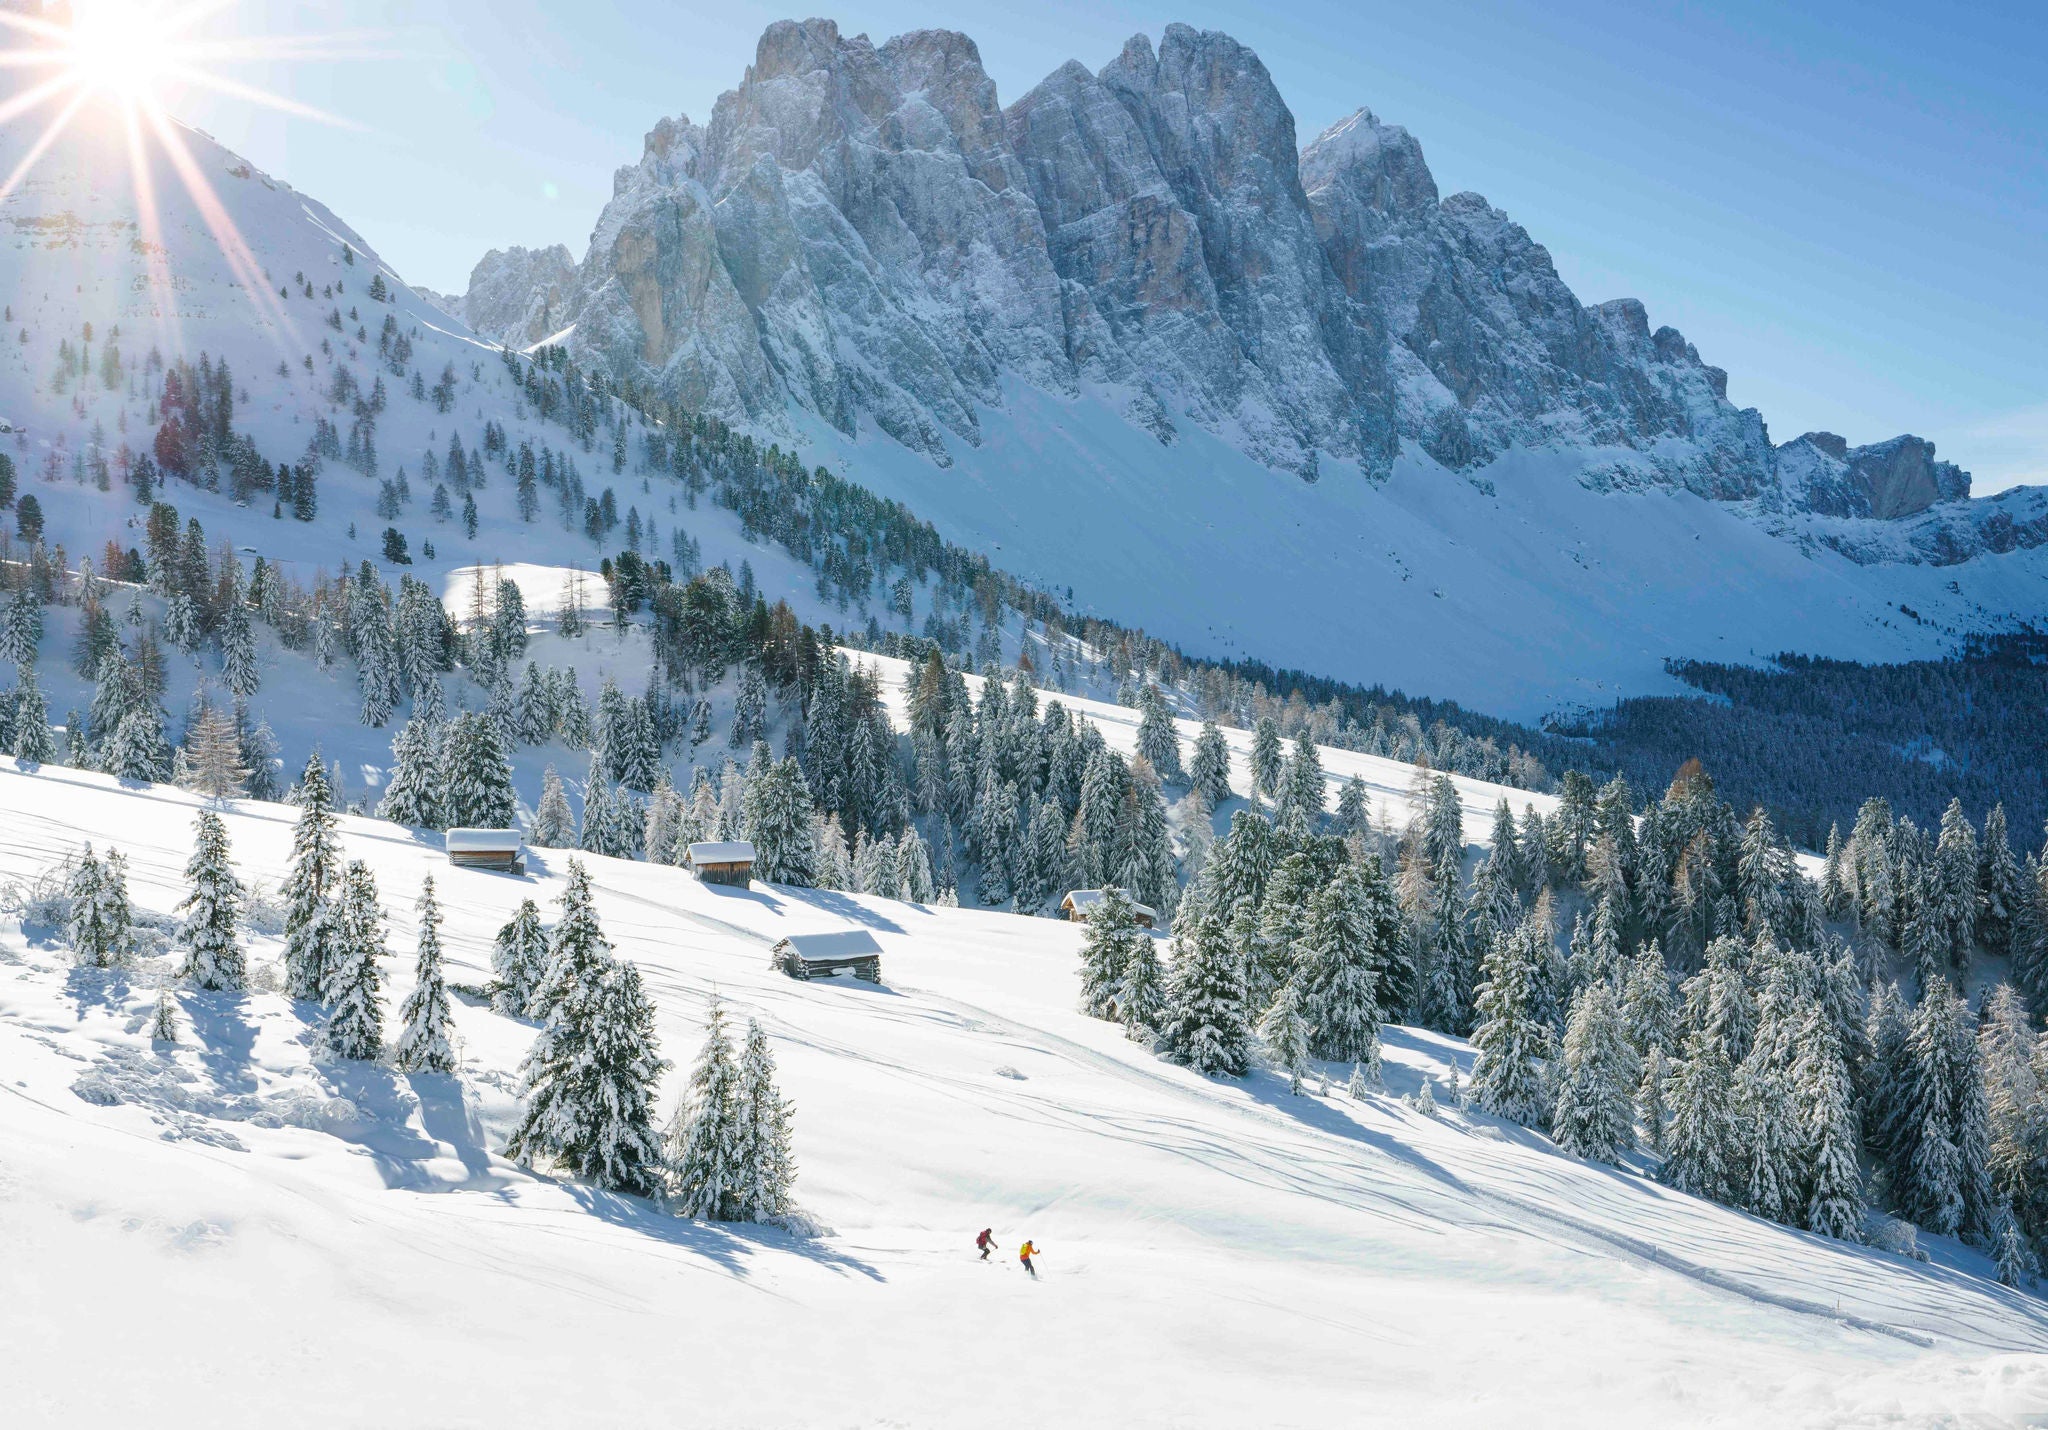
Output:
[{"xmin": 58, "ymin": 0, "xmax": 179, "ymax": 101}]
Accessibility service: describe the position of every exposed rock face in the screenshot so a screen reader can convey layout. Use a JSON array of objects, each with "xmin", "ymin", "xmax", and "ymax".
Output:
[
  {"xmin": 461, "ymin": 19, "xmax": 1999, "ymax": 544},
  {"xmin": 461, "ymin": 244, "xmax": 577, "ymax": 349}
]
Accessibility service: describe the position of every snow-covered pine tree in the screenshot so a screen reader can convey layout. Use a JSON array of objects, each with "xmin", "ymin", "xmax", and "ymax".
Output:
[
  {"xmin": 1661, "ymin": 1032, "xmax": 1737, "ymax": 1204},
  {"xmin": 1160, "ymin": 906, "xmax": 1252, "ymax": 1077},
  {"xmin": 1135, "ymin": 684, "xmax": 1183, "ymax": 783},
  {"xmin": 666, "ymin": 995, "xmax": 748, "ymax": 1218},
  {"xmin": 644, "ymin": 775, "xmax": 683, "ymax": 866},
  {"xmin": 1078, "ymin": 884, "xmax": 1144, "ymax": 1019},
  {"xmin": 1734, "ymin": 1060, "xmax": 1799, "ymax": 1225},
  {"xmin": 1295, "ymin": 864, "xmax": 1385, "ymax": 1063},
  {"xmin": 177, "ymin": 810, "xmax": 244, "ymax": 990},
  {"xmin": 1978, "ymin": 804, "xmax": 2024, "ymax": 962},
  {"xmin": 1118, "ymin": 921, "xmax": 1167, "ymax": 1037},
  {"xmin": 1934, "ymin": 798, "xmax": 1981, "ymax": 970},
  {"xmin": 66, "ymin": 844, "xmax": 112, "ymax": 966},
  {"xmin": 737, "ymin": 1018, "xmax": 798, "ymax": 1224},
  {"xmin": 517, "ymin": 957, "xmax": 668, "ymax": 1197},
  {"xmin": 729, "ymin": 664, "xmax": 768, "ymax": 749},
  {"xmin": 1470, "ymin": 921, "xmax": 1556, "ymax": 1127},
  {"xmin": 490, "ymin": 898, "xmax": 549, "ymax": 1017},
  {"xmin": 1637, "ymin": 1043, "xmax": 1669, "ymax": 1154},
  {"xmin": 325, "ymin": 860, "xmax": 387, "ymax": 1059},
  {"xmin": 1994, "ymin": 1199, "xmax": 2034, "ymax": 1288},
  {"xmin": 221, "ymin": 602, "xmax": 259, "ymax": 697},
  {"xmin": 1260, "ymin": 981, "xmax": 1312, "ymax": 1093},
  {"xmin": 394, "ymin": 876, "xmax": 456, "ymax": 1074},
  {"xmin": 1551, "ymin": 981, "xmax": 1637, "ymax": 1162},
  {"xmin": 1274, "ymin": 736, "xmax": 1325, "ymax": 834},
  {"xmin": 148, "ymin": 984, "xmax": 180, "ymax": 1043},
  {"xmin": 1189, "ymin": 719, "xmax": 1232, "ymax": 809},
  {"xmin": 1249, "ymin": 717, "xmax": 1283, "ymax": 802},
  {"xmin": 531, "ymin": 765, "xmax": 575, "ymax": 847},
  {"xmin": 532, "ymin": 859, "xmax": 611, "ymax": 1029},
  {"xmin": 282, "ymin": 755, "xmax": 343, "ymax": 1002},
  {"xmin": 1795, "ymin": 1003, "xmax": 1864, "ymax": 1240},
  {"xmin": 12, "ymin": 668, "xmax": 54, "ymax": 763},
  {"xmin": 748, "ymin": 758, "xmax": 818, "ymax": 886},
  {"xmin": 440, "ymin": 710, "xmax": 516, "ymax": 828},
  {"xmin": 1621, "ymin": 939, "xmax": 1678, "ymax": 1062},
  {"xmin": 1336, "ymin": 775, "xmax": 1371, "ymax": 837},
  {"xmin": 97, "ymin": 848, "xmax": 134, "ymax": 962},
  {"xmin": 376, "ymin": 715, "xmax": 443, "ymax": 828}
]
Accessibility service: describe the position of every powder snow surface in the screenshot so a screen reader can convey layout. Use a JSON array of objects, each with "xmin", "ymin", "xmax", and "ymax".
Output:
[{"xmin": 1, "ymin": 762, "xmax": 2043, "ymax": 1428}]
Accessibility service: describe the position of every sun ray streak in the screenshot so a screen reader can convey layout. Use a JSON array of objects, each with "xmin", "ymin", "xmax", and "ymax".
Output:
[
  {"xmin": 122, "ymin": 95, "xmax": 183, "ymax": 352},
  {"xmin": 143, "ymin": 101, "xmax": 302, "ymax": 351},
  {"xmin": 164, "ymin": 65, "xmax": 360, "ymax": 127},
  {"xmin": 0, "ymin": 72, "xmax": 77, "ymax": 126},
  {"xmin": 0, "ymin": 88, "xmax": 92, "ymax": 206}
]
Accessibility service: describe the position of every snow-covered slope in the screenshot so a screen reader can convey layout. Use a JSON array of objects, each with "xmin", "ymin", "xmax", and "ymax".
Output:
[{"xmin": 3, "ymin": 762, "xmax": 2044, "ymax": 1426}]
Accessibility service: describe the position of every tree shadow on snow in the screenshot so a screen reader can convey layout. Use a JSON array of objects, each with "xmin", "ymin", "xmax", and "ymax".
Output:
[
  {"xmin": 181, "ymin": 990, "xmax": 264, "ymax": 1095},
  {"xmin": 553, "ymin": 1181, "xmax": 885, "ymax": 1285},
  {"xmin": 317, "ymin": 1059, "xmax": 515, "ymax": 1195},
  {"xmin": 1233, "ymin": 1063, "xmax": 1477, "ymax": 1200},
  {"xmin": 60, "ymin": 961, "xmax": 135, "ymax": 1021}
]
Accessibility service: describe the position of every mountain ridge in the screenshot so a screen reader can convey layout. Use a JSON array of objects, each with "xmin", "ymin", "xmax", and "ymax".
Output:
[{"xmin": 447, "ymin": 18, "xmax": 2042, "ymax": 568}]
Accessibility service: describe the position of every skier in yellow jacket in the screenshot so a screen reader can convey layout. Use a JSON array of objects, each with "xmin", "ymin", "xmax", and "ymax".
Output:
[{"xmin": 1018, "ymin": 1239, "xmax": 1039, "ymax": 1278}]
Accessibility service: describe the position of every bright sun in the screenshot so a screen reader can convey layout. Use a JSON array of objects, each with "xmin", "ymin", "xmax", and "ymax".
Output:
[{"xmin": 59, "ymin": 1, "xmax": 178, "ymax": 101}]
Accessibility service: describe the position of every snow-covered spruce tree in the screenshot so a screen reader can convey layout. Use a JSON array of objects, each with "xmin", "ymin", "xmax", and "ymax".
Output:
[
  {"xmin": 282, "ymin": 755, "xmax": 343, "ymax": 1002},
  {"xmin": 1795, "ymin": 1003, "xmax": 1864, "ymax": 1240},
  {"xmin": 747, "ymin": 758, "xmax": 818, "ymax": 886},
  {"xmin": 1637, "ymin": 1044, "xmax": 1670, "ymax": 1154},
  {"xmin": 1078, "ymin": 885, "xmax": 1144, "ymax": 1018},
  {"xmin": 1160, "ymin": 906, "xmax": 1252, "ymax": 1077},
  {"xmin": 1469, "ymin": 922, "xmax": 1555, "ymax": 1127},
  {"xmin": 325, "ymin": 860, "xmax": 387, "ymax": 1060},
  {"xmin": 1118, "ymin": 922, "xmax": 1167, "ymax": 1037},
  {"xmin": 66, "ymin": 845, "xmax": 111, "ymax": 966},
  {"xmin": 98, "ymin": 849, "xmax": 134, "ymax": 962},
  {"xmin": 1995, "ymin": 1199, "xmax": 2034, "ymax": 1288},
  {"xmin": 1273, "ymin": 736, "xmax": 1325, "ymax": 834},
  {"xmin": 1734, "ymin": 1060, "xmax": 1799, "ymax": 1225},
  {"xmin": 644, "ymin": 776, "xmax": 683, "ymax": 867},
  {"xmin": 221, "ymin": 602, "xmax": 259, "ymax": 697},
  {"xmin": 1260, "ymin": 981, "xmax": 1312, "ymax": 1094},
  {"xmin": 1336, "ymin": 775, "xmax": 1371, "ymax": 838},
  {"xmin": 1551, "ymin": 982, "xmax": 1637, "ymax": 1163},
  {"xmin": 1248, "ymin": 717, "xmax": 1283, "ymax": 802},
  {"xmin": 1661, "ymin": 1032, "xmax": 1737, "ymax": 1203},
  {"xmin": 12, "ymin": 668, "xmax": 54, "ymax": 763},
  {"xmin": 177, "ymin": 810, "xmax": 244, "ymax": 990},
  {"xmin": 1934, "ymin": 798, "xmax": 1980, "ymax": 970},
  {"xmin": 666, "ymin": 995, "xmax": 748, "ymax": 1218},
  {"xmin": 148, "ymin": 984, "xmax": 181, "ymax": 1043},
  {"xmin": 1898, "ymin": 976, "xmax": 1995, "ymax": 1240},
  {"xmin": 376, "ymin": 715, "xmax": 443, "ymax": 828},
  {"xmin": 490, "ymin": 899, "xmax": 549, "ymax": 1017},
  {"xmin": 531, "ymin": 765, "xmax": 575, "ymax": 848},
  {"xmin": 440, "ymin": 711, "xmax": 516, "ymax": 829},
  {"xmin": 532, "ymin": 859, "xmax": 611, "ymax": 1029},
  {"xmin": 729, "ymin": 664, "xmax": 768, "ymax": 749},
  {"xmin": 0, "ymin": 587, "xmax": 42, "ymax": 668},
  {"xmin": 517, "ymin": 956, "xmax": 669, "ymax": 1197},
  {"xmin": 1189, "ymin": 719, "xmax": 1232, "ymax": 809},
  {"xmin": 1135, "ymin": 684, "xmax": 1183, "ymax": 783},
  {"xmin": 1296, "ymin": 864, "xmax": 1386, "ymax": 1063},
  {"xmin": 108, "ymin": 699, "xmax": 173, "ymax": 783},
  {"xmin": 1978, "ymin": 804, "xmax": 2024, "ymax": 962},
  {"xmin": 395, "ymin": 876, "xmax": 456, "ymax": 1074},
  {"xmin": 1621, "ymin": 940, "xmax": 1678, "ymax": 1062},
  {"xmin": 738, "ymin": 1018, "xmax": 798, "ymax": 1224}
]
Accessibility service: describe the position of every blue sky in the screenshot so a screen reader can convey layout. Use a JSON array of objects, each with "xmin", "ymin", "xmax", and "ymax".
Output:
[{"xmin": 158, "ymin": 0, "xmax": 2045, "ymax": 490}]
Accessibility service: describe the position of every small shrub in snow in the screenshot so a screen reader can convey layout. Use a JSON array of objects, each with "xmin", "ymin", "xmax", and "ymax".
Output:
[{"xmin": 1864, "ymin": 1215, "xmax": 1930, "ymax": 1263}]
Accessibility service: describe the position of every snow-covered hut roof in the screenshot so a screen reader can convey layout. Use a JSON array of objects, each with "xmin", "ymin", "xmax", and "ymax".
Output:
[
  {"xmin": 445, "ymin": 828, "xmax": 523, "ymax": 853},
  {"xmin": 687, "ymin": 841, "xmax": 756, "ymax": 866},
  {"xmin": 1060, "ymin": 888, "xmax": 1155, "ymax": 920},
  {"xmin": 773, "ymin": 930, "xmax": 883, "ymax": 959}
]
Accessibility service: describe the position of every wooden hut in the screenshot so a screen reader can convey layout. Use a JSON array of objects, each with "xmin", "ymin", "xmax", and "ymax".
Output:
[
  {"xmin": 772, "ymin": 930, "xmax": 884, "ymax": 984},
  {"xmin": 444, "ymin": 828, "xmax": 524, "ymax": 873},
  {"xmin": 686, "ymin": 840, "xmax": 756, "ymax": 887},
  {"xmin": 1059, "ymin": 888, "xmax": 1156, "ymax": 928}
]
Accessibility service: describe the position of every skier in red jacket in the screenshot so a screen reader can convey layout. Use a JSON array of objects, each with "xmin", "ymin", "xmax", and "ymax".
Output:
[{"xmin": 975, "ymin": 1228, "xmax": 995, "ymax": 1260}]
